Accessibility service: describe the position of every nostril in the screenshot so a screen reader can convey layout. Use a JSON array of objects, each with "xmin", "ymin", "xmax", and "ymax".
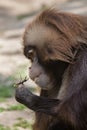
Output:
[{"xmin": 29, "ymin": 67, "xmax": 31, "ymax": 69}]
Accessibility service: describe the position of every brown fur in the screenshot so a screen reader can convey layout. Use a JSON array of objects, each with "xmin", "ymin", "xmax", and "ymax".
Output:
[
  {"xmin": 23, "ymin": 9, "xmax": 87, "ymax": 130},
  {"xmin": 23, "ymin": 9, "xmax": 87, "ymax": 63}
]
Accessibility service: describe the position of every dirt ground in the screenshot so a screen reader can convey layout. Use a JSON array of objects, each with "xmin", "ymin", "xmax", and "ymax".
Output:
[{"xmin": 0, "ymin": 0, "xmax": 87, "ymax": 130}]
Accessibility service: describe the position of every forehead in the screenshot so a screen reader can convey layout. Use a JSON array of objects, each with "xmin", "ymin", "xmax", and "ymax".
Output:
[{"xmin": 23, "ymin": 23, "xmax": 58, "ymax": 47}]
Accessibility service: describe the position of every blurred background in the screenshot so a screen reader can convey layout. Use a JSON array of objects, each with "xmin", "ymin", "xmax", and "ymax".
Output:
[{"xmin": 0, "ymin": 0, "xmax": 87, "ymax": 130}]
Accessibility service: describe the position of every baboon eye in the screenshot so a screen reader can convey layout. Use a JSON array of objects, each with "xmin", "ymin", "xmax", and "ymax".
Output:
[
  {"xmin": 28, "ymin": 49, "xmax": 33, "ymax": 54},
  {"xmin": 28, "ymin": 49, "xmax": 34, "ymax": 60}
]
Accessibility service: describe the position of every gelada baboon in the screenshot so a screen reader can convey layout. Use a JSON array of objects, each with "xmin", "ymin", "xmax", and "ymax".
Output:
[{"xmin": 15, "ymin": 9, "xmax": 87, "ymax": 130}]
